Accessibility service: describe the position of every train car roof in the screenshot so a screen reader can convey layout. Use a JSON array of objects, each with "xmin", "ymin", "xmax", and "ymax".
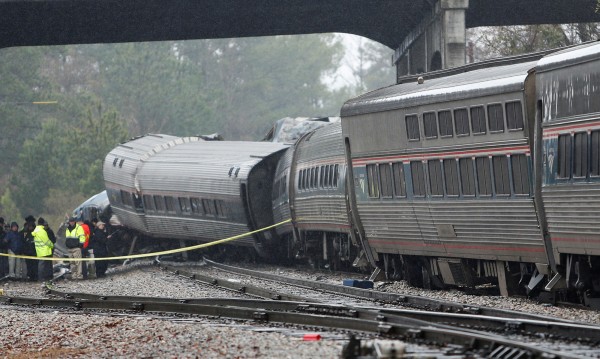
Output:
[
  {"xmin": 340, "ymin": 60, "xmax": 537, "ymax": 117},
  {"xmin": 75, "ymin": 190, "xmax": 109, "ymax": 210},
  {"xmin": 295, "ymin": 121, "xmax": 344, "ymax": 164},
  {"xmin": 108, "ymin": 134, "xmax": 202, "ymax": 162},
  {"xmin": 536, "ymin": 40, "xmax": 600, "ymax": 73},
  {"xmin": 136, "ymin": 140, "xmax": 289, "ymax": 193}
]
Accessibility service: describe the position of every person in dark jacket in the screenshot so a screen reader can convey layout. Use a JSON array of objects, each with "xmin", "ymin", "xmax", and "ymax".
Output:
[
  {"xmin": 90, "ymin": 221, "xmax": 109, "ymax": 277},
  {"xmin": 21, "ymin": 216, "xmax": 37, "ymax": 281},
  {"xmin": 6, "ymin": 222, "xmax": 24, "ymax": 278}
]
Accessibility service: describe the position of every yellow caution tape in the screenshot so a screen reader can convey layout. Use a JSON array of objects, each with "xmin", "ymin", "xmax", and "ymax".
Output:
[{"xmin": 0, "ymin": 218, "xmax": 291, "ymax": 262}]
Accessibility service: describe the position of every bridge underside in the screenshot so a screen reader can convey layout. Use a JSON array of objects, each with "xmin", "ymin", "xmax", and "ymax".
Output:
[{"xmin": 1, "ymin": 0, "xmax": 599, "ymax": 50}]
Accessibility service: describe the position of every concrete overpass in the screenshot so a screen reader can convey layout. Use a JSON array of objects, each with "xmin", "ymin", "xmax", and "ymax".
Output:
[{"xmin": 1, "ymin": 0, "xmax": 599, "ymax": 77}]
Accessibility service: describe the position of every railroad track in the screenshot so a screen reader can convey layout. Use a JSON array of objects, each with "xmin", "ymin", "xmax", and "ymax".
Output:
[
  {"xmin": 0, "ymin": 289, "xmax": 581, "ymax": 358},
  {"xmin": 201, "ymin": 258, "xmax": 587, "ymax": 323},
  {"xmin": 2, "ymin": 260, "xmax": 598, "ymax": 357}
]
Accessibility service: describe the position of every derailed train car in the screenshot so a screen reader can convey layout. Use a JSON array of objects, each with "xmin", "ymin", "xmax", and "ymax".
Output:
[
  {"xmin": 340, "ymin": 41, "xmax": 600, "ymax": 299},
  {"xmin": 272, "ymin": 121, "xmax": 369, "ymax": 269},
  {"xmin": 103, "ymin": 134, "xmax": 288, "ymax": 255},
  {"xmin": 341, "ymin": 60, "xmax": 545, "ymax": 295},
  {"xmin": 537, "ymin": 42, "xmax": 600, "ymax": 302}
]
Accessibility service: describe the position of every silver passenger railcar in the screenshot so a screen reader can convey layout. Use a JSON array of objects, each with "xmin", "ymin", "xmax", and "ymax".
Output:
[
  {"xmin": 341, "ymin": 59, "xmax": 545, "ymax": 293},
  {"xmin": 104, "ymin": 134, "xmax": 288, "ymax": 253},
  {"xmin": 272, "ymin": 122, "xmax": 363, "ymax": 268},
  {"xmin": 537, "ymin": 41, "xmax": 600, "ymax": 299}
]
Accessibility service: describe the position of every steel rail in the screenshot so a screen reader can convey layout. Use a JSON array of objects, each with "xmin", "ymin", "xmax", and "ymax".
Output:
[
  {"xmin": 46, "ymin": 265, "xmax": 600, "ymax": 345},
  {"xmin": 202, "ymin": 258, "xmax": 583, "ymax": 324},
  {"xmin": 0, "ymin": 294, "xmax": 574, "ymax": 358}
]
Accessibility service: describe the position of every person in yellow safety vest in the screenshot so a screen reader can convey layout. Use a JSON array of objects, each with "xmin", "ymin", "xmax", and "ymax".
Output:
[
  {"xmin": 65, "ymin": 216, "xmax": 86, "ymax": 280},
  {"xmin": 32, "ymin": 217, "xmax": 54, "ymax": 282}
]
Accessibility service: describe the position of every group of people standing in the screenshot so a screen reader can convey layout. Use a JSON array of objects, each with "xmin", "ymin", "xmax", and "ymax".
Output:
[
  {"xmin": 0, "ymin": 215, "xmax": 110, "ymax": 282},
  {"xmin": 64, "ymin": 216, "xmax": 110, "ymax": 280}
]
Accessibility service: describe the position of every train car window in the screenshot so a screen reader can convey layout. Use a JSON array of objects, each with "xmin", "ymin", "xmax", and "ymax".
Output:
[
  {"xmin": 423, "ymin": 112, "xmax": 438, "ymax": 139},
  {"xmin": 492, "ymin": 156, "xmax": 511, "ymax": 195},
  {"xmin": 454, "ymin": 108, "xmax": 470, "ymax": 136},
  {"xmin": 410, "ymin": 161, "xmax": 426, "ymax": 197},
  {"xmin": 322, "ymin": 165, "xmax": 329, "ymax": 188},
  {"xmin": 443, "ymin": 159, "xmax": 459, "ymax": 196},
  {"xmin": 298, "ymin": 170, "xmax": 304, "ymax": 190},
  {"xmin": 511, "ymin": 154, "xmax": 530, "ymax": 195},
  {"xmin": 459, "ymin": 158, "xmax": 476, "ymax": 196},
  {"xmin": 379, "ymin": 163, "xmax": 394, "ymax": 198},
  {"xmin": 366, "ymin": 164, "xmax": 380, "ymax": 198},
  {"xmin": 143, "ymin": 195, "xmax": 154, "ymax": 211},
  {"xmin": 438, "ymin": 110, "xmax": 453, "ymax": 137},
  {"xmin": 112, "ymin": 158, "xmax": 118, "ymax": 167},
  {"xmin": 470, "ymin": 106, "xmax": 487, "ymax": 135},
  {"xmin": 190, "ymin": 198, "xmax": 203, "ymax": 215},
  {"xmin": 215, "ymin": 200, "xmax": 227, "ymax": 218},
  {"xmin": 179, "ymin": 197, "xmax": 191, "ymax": 214},
  {"xmin": 405, "ymin": 115, "xmax": 420, "ymax": 141},
  {"xmin": 202, "ymin": 199, "xmax": 215, "ymax": 216},
  {"xmin": 303, "ymin": 170, "xmax": 307, "ymax": 190},
  {"xmin": 574, "ymin": 132, "xmax": 589, "ymax": 178},
  {"xmin": 487, "ymin": 104, "xmax": 505, "ymax": 132},
  {"xmin": 120, "ymin": 190, "xmax": 133, "ymax": 207},
  {"xmin": 282, "ymin": 175, "xmax": 287, "ymax": 194},
  {"xmin": 428, "ymin": 160, "xmax": 444, "ymax": 196},
  {"xmin": 333, "ymin": 164, "xmax": 339, "ymax": 188},
  {"xmin": 475, "ymin": 157, "xmax": 493, "ymax": 196},
  {"xmin": 165, "ymin": 197, "xmax": 176, "ymax": 213},
  {"xmin": 505, "ymin": 101, "xmax": 524, "ymax": 130},
  {"xmin": 557, "ymin": 134, "xmax": 572, "ymax": 179},
  {"xmin": 119, "ymin": 159, "xmax": 125, "ymax": 168},
  {"xmin": 304, "ymin": 168, "xmax": 310, "ymax": 190},
  {"xmin": 591, "ymin": 130, "xmax": 600, "ymax": 176},
  {"xmin": 319, "ymin": 166, "xmax": 326, "ymax": 188},
  {"xmin": 392, "ymin": 162, "xmax": 407, "ymax": 197},
  {"xmin": 311, "ymin": 167, "xmax": 318, "ymax": 189},
  {"xmin": 153, "ymin": 195, "xmax": 165, "ymax": 211}
]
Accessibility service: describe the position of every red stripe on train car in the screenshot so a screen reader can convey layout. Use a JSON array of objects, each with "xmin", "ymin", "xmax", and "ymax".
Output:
[
  {"xmin": 368, "ymin": 239, "xmax": 545, "ymax": 252},
  {"xmin": 543, "ymin": 121, "xmax": 600, "ymax": 138}
]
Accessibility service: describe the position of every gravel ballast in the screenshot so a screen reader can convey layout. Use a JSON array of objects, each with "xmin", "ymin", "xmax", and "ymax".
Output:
[{"xmin": 2, "ymin": 260, "xmax": 600, "ymax": 358}]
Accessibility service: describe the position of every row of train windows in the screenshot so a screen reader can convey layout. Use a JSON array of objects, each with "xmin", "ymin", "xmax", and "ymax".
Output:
[
  {"xmin": 405, "ymin": 101, "xmax": 524, "ymax": 141},
  {"xmin": 366, "ymin": 154, "xmax": 530, "ymax": 198},
  {"xmin": 298, "ymin": 164, "xmax": 340, "ymax": 191},
  {"xmin": 557, "ymin": 131, "xmax": 600, "ymax": 178},
  {"xmin": 123, "ymin": 191, "xmax": 229, "ymax": 218}
]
